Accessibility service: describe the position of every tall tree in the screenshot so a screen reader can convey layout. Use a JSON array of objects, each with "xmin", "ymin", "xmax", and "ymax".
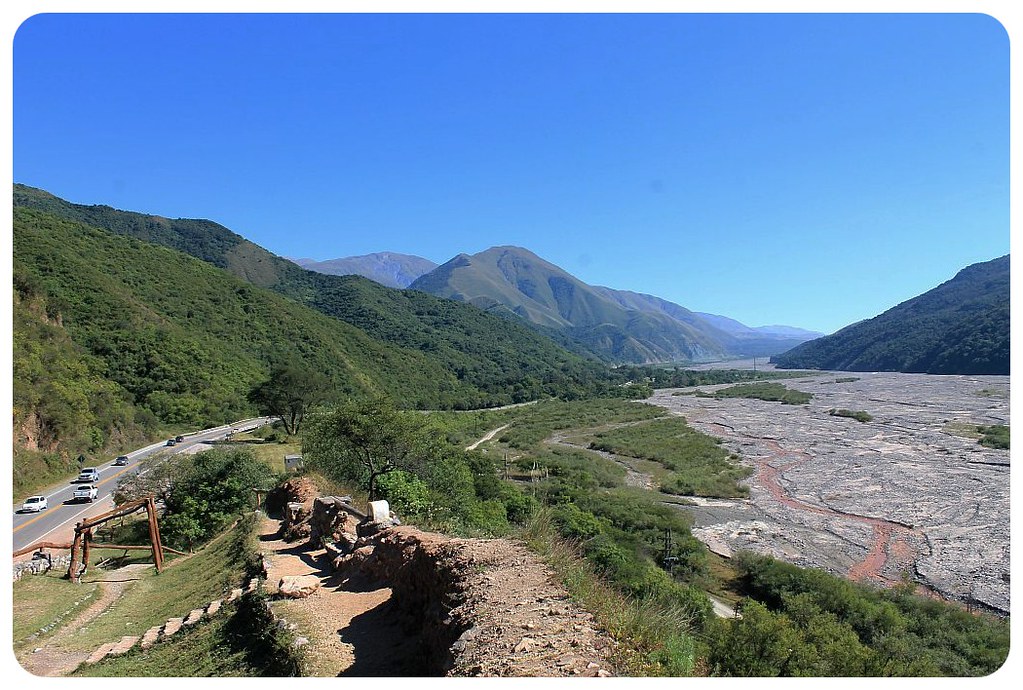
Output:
[
  {"xmin": 248, "ymin": 364, "xmax": 328, "ymax": 435},
  {"xmin": 303, "ymin": 398, "xmax": 443, "ymax": 500}
]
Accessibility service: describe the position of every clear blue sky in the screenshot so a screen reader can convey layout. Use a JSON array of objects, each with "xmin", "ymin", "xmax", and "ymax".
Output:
[{"xmin": 13, "ymin": 13, "xmax": 1009, "ymax": 334}]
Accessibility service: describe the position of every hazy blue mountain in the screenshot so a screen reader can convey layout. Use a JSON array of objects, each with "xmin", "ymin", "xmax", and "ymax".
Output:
[
  {"xmin": 695, "ymin": 312, "xmax": 822, "ymax": 339},
  {"xmin": 693, "ymin": 312, "xmax": 823, "ymax": 355},
  {"xmin": 410, "ymin": 245, "xmax": 819, "ymax": 363},
  {"xmin": 289, "ymin": 252, "xmax": 438, "ymax": 288},
  {"xmin": 772, "ymin": 256, "xmax": 1009, "ymax": 375},
  {"xmin": 409, "ymin": 246, "xmax": 732, "ymax": 363},
  {"xmin": 753, "ymin": 324, "xmax": 825, "ymax": 338}
]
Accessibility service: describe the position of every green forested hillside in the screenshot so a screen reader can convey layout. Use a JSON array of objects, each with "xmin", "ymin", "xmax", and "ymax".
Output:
[
  {"xmin": 13, "ymin": 185, "xmax": 612, "ymax": 400},
  {"xmin": 772, "ymin": 256, "xmax": 1009, "ymax": 375},
  {"xmin": 12, "ymin": 281, "xmax": 157, "ymax": 491},
  {"xmin": 12, "ymin": 206, "xmax": 479, "ymax": 443}
]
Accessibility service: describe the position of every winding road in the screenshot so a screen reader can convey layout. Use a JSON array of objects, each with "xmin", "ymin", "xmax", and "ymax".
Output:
[{"xmin": 13, "ymin": 417, "xmax": 273, "ymax": 555}]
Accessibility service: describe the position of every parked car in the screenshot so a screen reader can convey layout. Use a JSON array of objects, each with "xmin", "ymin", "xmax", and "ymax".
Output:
[
  {"xmin": 21, "ymin": 495, "xmax": 48, "ymax": 513},
  {"xmin": 77, "ymin": 467, "xmax": 99, "ymax": 483},
  {"xmin": 166, "ymin": 439, "xmax": 177, "ymax": 446},
  {"xmin": 113, "ymin": 455, "xmax": 130, "ymax": 466},
  {"xmin": 72, "ymin": 485, "xmax": 98, "ymax": 502}
]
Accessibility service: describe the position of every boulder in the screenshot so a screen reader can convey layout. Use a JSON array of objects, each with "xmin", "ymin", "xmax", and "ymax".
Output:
[{"xmin": 278, "ymin": 575, "xmax": 321, "ymax": 599}]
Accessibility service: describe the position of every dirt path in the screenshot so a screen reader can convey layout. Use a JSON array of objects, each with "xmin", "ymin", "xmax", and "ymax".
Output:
[
  {"xmin": 548, "ymin": 432, "xmax": 656, "ymax": 491},
  {"xmin": 17, "ymin": 564, "xmax": 151, "ymax": 677},
  {"xmin": 258, "ymin": 516, "xmax": 416, "ymax": 676},
  {"xmin": 466, "ymin": 424, "xmax": 510, "ymax": 451}
]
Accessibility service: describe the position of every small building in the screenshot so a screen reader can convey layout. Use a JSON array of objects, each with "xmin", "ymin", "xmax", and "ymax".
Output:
[{"xmin": 284, "ymin": 454, "xmax": 304, "ymax": 472}]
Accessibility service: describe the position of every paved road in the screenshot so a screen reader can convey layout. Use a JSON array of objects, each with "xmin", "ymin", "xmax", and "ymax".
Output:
[{"xmin": 12, "ymin": 417, "xmax": 273, "ymax": 554}]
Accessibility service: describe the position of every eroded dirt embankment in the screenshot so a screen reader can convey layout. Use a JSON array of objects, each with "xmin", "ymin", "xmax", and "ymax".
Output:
[
  {"xmin": 341, "ymin": 526, "xmax": 613, "ymax": 676},
  {"xmin": 264, "ymin": 480, "xmax": 614, "ymax": 677}
]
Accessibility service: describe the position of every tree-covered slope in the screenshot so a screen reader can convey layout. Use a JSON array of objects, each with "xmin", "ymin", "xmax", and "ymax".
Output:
[
  {"xmin": 13, "ymin": 206, "xmax": 477, "ymax": 437},
  {"xmin": 772, "ymin": 256, "xmax": 1009, "ymax": 374},
  {"xmin": 13, "ymin": 185, "xmax": 608, "ymax": 400},
  {"xmin": 12, "ymin": 277, "xmax": 157, "ymax": 491}
]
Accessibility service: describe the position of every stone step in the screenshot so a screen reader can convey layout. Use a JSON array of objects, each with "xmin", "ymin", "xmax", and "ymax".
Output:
[
  {"xmin": 86, "ymin": 642, "xmax": 117, "ymax": 664},
  {"xmin": 246, "ymin": 577, "xmax": 259, "ymax": 593},
  {"xmin": 109, "ymin": 635, "xmax": 140, "ymax": 655},
  {"xmin": 162, "ymin": 617, "xmax": 184, "ymax": 637},
  {"xmin": 183, "ymin": 608, "xmax": 205, "ymax": 626},
  {"xmin": 206, "ymin": 599, "xmax": 222, "ymax": 616},
  {"xmin": 226, "ymin": 587, "xmax": 244, "ymax": 603},
  {"xmin": 140, "ymin": 625, "xmax": 163, "ymax": 648}
]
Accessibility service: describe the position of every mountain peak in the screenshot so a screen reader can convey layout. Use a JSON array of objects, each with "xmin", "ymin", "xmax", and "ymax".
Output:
[
  {"xmin": 411, "ymin": 246, "xmax": 821, "ymax": 363},
  {"xmin": 289, "ymin": 252, "xmax": 437, "ymax": 288}
]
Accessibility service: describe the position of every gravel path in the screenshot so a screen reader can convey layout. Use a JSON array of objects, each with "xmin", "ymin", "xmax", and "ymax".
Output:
[{"xmin": 466, "ymin": 424, "xmax": 511, "ymax": 451}]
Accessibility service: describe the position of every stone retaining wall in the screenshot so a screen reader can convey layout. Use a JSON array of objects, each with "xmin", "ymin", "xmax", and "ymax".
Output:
[{"xmin": 14, "ymin": 555, "xmax": 72, "ymax": 581}]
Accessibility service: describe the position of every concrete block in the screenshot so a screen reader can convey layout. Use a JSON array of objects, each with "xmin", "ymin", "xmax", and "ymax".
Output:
[
  {"xmin": 140, "ymin": 626, "xmax": 162, "ymax": 648},
  {"xmin": 110, "ymin": 635, "xmax": 140, "ymax": 655},
  {"xmin": 369, "ymin": 500, "xmax": 390, "ymax": 522}
]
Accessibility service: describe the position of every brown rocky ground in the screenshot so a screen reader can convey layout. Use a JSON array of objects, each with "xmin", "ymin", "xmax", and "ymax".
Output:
[{"xmin": 343, "ymin": 525, "xmax": 614, "ymax": 677}]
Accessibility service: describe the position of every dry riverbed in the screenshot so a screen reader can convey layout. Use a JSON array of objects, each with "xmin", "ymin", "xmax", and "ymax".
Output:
[{"xmin": 648, "ymin": 372, "xmax": 1009, "ymax": 615}]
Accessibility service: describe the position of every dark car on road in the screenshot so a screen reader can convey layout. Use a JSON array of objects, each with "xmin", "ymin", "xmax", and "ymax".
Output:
[{"xmin": 113, "ymin": 455, "xmax": 130, "ymax": 466}]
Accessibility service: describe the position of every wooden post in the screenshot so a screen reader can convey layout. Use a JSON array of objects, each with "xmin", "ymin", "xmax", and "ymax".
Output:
[
  {"xmin": 146, "ymin": 497, "xmax": 164, "ymax": 573},
  {"xmin": 67, "ymin": 523, "xmax": 84, "ymax": 583},
  {"xmin": 252, "ymin": 488, "xmax": 268, "ymax": 511},
  {"xmin": 81, "ymin": 527, "xmax": 93, "ymax": 579}
]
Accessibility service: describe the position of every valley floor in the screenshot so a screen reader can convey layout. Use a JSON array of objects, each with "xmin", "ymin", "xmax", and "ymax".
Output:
[{"xmin": 647, "ymin": 372, "xmax": 1010, "ymax": 614}]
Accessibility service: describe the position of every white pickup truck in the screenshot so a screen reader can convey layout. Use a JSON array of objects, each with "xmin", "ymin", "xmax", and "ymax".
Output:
[{"xmin": 72, "ymin": 485, "xmax": 98, "ymax": 503}]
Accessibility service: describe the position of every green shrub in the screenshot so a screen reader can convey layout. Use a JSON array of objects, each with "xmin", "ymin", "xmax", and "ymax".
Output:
[
  {"xmin": 376, "ymin": 471, "xmax": 433, "ymax": 520},
  {"xmin": 977, "ymin": 424, "xmax": 1009, "ymax": 449},
  {"xmin": 712, "ymin": 383, "xmax": 812, "ymax": 405},
  {"xmin": 829, "ymin": 409, "xmax": 873, "ymax": 423},
  {"xmin": 161, "ymin": 448, "xmax": 277, "ymax": 550}
]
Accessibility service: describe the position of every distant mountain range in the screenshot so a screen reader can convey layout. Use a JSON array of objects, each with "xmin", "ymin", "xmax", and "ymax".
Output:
[
  {"xmin": 13, "ymin": 181, "xmax": 1007, "ymax": 489},
  {"xmin": 289, "ymin": 253, "xmax": 437, "ymax": 288},
  {"xmin": 409, "ymin": 246, "xmax": 822, "ymax": 363},
  {"xmin": 772, "ymin": 255, "xmax": 1009, "ymax": 375},
  {"xmin": 293, "ymin": 246, "xmax": 822, "ymax": 364}
]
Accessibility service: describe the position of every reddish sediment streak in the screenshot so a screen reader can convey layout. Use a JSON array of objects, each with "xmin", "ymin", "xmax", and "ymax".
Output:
[{"xmin": 707, "ymin": 424, "xmax": 921, "ymax": 585}]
